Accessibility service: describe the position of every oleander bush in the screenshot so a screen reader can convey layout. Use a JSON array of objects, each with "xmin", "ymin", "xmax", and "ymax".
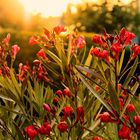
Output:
[{"xmin": 0, "ymin": 26, "xmax": 140, "ymax": 140}]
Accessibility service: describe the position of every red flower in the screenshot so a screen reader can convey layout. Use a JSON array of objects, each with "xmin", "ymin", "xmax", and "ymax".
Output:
[
  {"xmin": 100, "ymin": 50, "xmax": 109, "ymax": 61},
  {"xmin": 111, "ymin": 42, "xmax": 122, "ymax": 60},
  {"xmin": 4, "ymin": 33, "xmax": 11, "ymax": 45},
  {"xmin": 76, "ymin": 106, "xmax": 84, "ymax": 124},
  {"xmin": 55, "ymin": 90, "xmax": 63, "ymax": 97},
  {"xmin": 131, "ymin": 45, "xmax": 140, "ymax": 59},
  {"xmin": 92, "ymin": 35, "xmax": 103, "ymax": 45},
  {"xmin": 11, "ymin": 45, "xmax": 20, "ymax": 59},
  {"xmin": 134, "ymin": 116, "xmax": 140, "ymax": 125},
  {"xmin": 90, "ymin": 48, "xmax": 109, "ymax": 61},
  {"xmin": 37, "ymin": 49, "xmax": 48, "ymax": 61},
  {"xmin": 29, "ymin": 36, "xmax": 38, "ymax": 46},
  {"xmin": 127, "ymin": 104, "xmax": 135, "ymax": 112},
  {"xmin": 99, "ymin": 112, "xmax": 112, "ymax": 122},
  {"xmin": 43, "ymin": 103, "xmax": 51, "ymax": 112},
  {"xmin": 57, "ymin": 121, "xmax": 68, "ymax": 132},
  {"xmin": 53, "ymin": 25, "xmax": 66, "ymax": 35},
  {"xmin": 53, "ymin": 97, "xmax": 59, "ymax": 103},
  {"xmin": 63, "ymin": 88, "xmax": 72, "ymax": 97},
  {"xmin": 62, "ymin": 106, "xmax": 74, "ymax": 120},
  {"xmin": 92, "ymin": 136, "xmax": 103, "ymax": 140},
  {"xmin": 90, "ymin": 48, "xmax": 100, "ymax": 56},
  {"xmin": 118, "ymin": 125, "xmax": 131, "ymax": 139},
  {"xmin": 25, "ymin": 125, "xmax": 38, "ymax": 140},
  {"xmin": 119, "ymin": 28, "xmax": 135, "ymax": 45},
  {"xmin": 75, "ymin": 36, "xmax": 85, "ymax": 49},
  {"xmin": 37, "ymin": 122, "xmax": 51, "ymax": 135}
]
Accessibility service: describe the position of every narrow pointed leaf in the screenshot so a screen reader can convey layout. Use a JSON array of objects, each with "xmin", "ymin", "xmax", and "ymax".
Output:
[
  {"xmin": 77, "ymin": 72, "xmax": 113, "ymax": 114},
  {"xmin": 123, "ymin": 57, "xmax": 138, "ymax": 87},
  {"xmin": 108, "ymin": 81, "xmax": 120, "ymax": 113},
  {"xmin": 118, "ymin": 49, "xmax": 125, "ymax": 74}
]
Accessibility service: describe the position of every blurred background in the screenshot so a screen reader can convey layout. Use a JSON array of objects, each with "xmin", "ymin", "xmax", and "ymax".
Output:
[{"xmin": 0, "ymin": 0, "xmax": 139, "ymax": 66}]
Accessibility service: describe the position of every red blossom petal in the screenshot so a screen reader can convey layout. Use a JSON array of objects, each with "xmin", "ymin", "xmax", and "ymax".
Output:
[
  {"xmin": 53, "ymin": 25, "xmax": 66, "ymax": 35},
  {"xmin": 57, "ymin": 121, "xmax": 68, "ymax": 132},
  {"xmin": 11, "ymin": 45, "xmax": 20, "ymax": 59},
  {"xmin": 29, "ymin": 36, "xmax": 38, "ymax": 46}
]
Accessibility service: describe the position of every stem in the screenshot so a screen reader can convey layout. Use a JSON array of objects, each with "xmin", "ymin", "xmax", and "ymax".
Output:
[
  {"xmin": 120, "ymin": 59, "xmax": 131, "ymax": 75},
  {"xmin": 115, "ymin": 61, "xmax": 118, "ymax": 93}
]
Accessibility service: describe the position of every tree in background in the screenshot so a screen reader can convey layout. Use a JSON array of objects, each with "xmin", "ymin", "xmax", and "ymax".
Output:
[{"xmin": 62, "ymin": 1, "xmax": 140, "ymax": 35}]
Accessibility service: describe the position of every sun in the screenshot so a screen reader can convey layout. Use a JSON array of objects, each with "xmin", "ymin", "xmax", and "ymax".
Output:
[{"xmin": 18, "ymin": 0, "xmax": 84, "ymax": 17}]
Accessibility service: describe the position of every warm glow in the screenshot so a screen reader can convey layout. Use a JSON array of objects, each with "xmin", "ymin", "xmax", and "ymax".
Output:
[
  {"xmin": 19, "ymin": 0, "xmax": 85, "ymax": 17},
  {"xmin": 121, "ymin": 0, "xmax": 132, "ymax": 4}
]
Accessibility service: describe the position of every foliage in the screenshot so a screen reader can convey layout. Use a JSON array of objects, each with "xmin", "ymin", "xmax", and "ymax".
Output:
[
  {"xmin": 62, "ymin": 2, "xmax": 140, "ymax": 35},
  {"xmin": 0, "ymin": 26, "xmax": 140, "ymax": 140}
]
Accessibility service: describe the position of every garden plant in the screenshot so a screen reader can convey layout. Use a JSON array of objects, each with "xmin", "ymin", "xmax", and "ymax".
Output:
[{"xmin": 0, "ymin": 26, "xmax": 140, "ymax": 140}]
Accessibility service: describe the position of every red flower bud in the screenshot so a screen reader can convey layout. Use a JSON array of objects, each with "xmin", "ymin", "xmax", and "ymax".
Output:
[
  {"xmin": 29, "ymin": 36, "xmax": 38, "ymax": 46},
  {"xmin": 62, "ymin": 106, "xmax": 74, "ymax": 120},
  {"xmin": 25, "ymin": 125, "xmax": 38, "ymax": 140},
  {"xmin": 134, "ymin": 116, "xmax": 140, "ymax": 125},
  {"xmin": 118, "ymin": 125, "xmax": 131, "ymax": 139},
  {"xmin": 57, "ymin": 121, "xmax": 68, "ymax": 132},
  {"xmin": 55, "ymin": 90, "xmax": 63, "ymax": 97},
  {"xmin": 4, "ymin": 33, "xmax": 11, "ymax": 45},
  {"xmin": 76, "ymin": 106, "xmax": 84, "ymax": 124},
  {"xmin": 99, "ymin": 112, "xmax": 112, "ymax": 122},
  {"xmin": 37, "ymin": 122, "xmax": 51, "ymax": 135},
  {"xmin": 53, "ymin": 97, "xmax": 59, "ymax": 104},
  {"xmin": 90, "ymin": 48, "xmax": 100, "ymax": 56},
  {"xmin": 43, "ymin": 103, "xmax": 51, "ymax": 112},
  {"xmin": 63, "ymin": 88, "xmax": 72, "ymax": 97},
  {"xmin": 37, "ymin": 49, "xmax": 49, "ymax": 61},
  {"xmin": 11, "ymin": 45, "xmax": 20, "ymax": 59},
  {"xmin": 127, "ymin": 104, "xmax": 135, "ymax": 112},
  {"xmin": 118, "ymin": 84, "xmax": 122, "ymax": 90}
]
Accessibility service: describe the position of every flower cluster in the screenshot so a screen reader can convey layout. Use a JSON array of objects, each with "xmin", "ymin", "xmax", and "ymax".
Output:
[
  {"xmin": 0, "ymin": 33, "xmax": 20, "ymax": 76},
  {"xmin": 91, "ymin": 28, "xmax": 140, "ymax": 61},
  {"xmin": 0, "ymin": 26, "xmax": 139, "ymax": 140}
]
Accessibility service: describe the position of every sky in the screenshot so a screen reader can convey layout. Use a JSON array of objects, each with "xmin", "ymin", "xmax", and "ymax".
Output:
[
  {"xmin": 19, "ymin": 0, "xmax": 85, "ymax": 17},
  {"xmin": 19, "ymin": 0, "xmax": 133, "ymax": 17}
]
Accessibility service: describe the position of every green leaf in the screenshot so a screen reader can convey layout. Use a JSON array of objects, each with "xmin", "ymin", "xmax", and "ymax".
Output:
[
  {"xmin": 84, "ymin": 47, "xmax": 93, "ymax": 67},
  {"xmin": 10, "ymin": 69, "xmax": 21, "ymax": 98},
  {"xmin": 77, "ymin": 66, "xmax": 105, "ymax": 82},
  {"xmin": 13, "ymin": 121, "xmax": 24, "ymax": 140},
  {"xmin": 108, "ymin": 81, "xmax": 120, "ymax": 113},
  {"xmin": 123, "ymin": 57, "xmax": 138, "ymax": 88},
  {"xmin": 97, "ymin": 60, "xmax": 106, "ymax": 80},
  {"xmin": 104, "ymin": 68, "xmax": 111, "ymax": 81},
  {"xmin": 0, "ymin": 105, "xmax": 23, "ymax": 115},
  {"xmin": 40, "ymin": 45, "xmax": 62, "ymax": 66},
  {"xmin": 118, "ymin": 49, "xmax": 125, "ymax": 75},
  {"xmin": 77, "ymin": 72, "xmax": 113, "ymax": 114}
]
